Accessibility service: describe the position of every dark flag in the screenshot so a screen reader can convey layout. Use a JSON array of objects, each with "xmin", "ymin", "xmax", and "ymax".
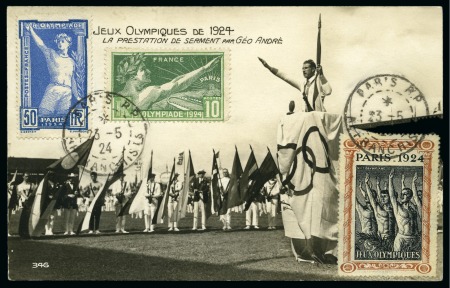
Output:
[
  {"xmin": 227, "ymin": 146, "xmax": 243, "ymax": 208},
  {"xmin": 47, "ymin": 138, "xmax": 94, "ymax": 172},
  {"xmin": 18, "ymin": 190, "xmax": 36, "ymax": 238},
  {"xmin": 108, "ymin": 151, "xmax": 125, "ymax": 190},
  {"xmin": 214, "ymin": 152, "xmax": 229, "ymax": 216},
  {"xmin": 204, "ymin": 185, "xmax": 213, "ymax": 220},
  {"xmin": 175, "ymin": 150, "xmax": 195, "ymax": 221},
  {"xmin": 20, "ymin": 137, "xmax": 94, "ymax": 238},
  {"xmin": 118, "ymin": 150, "xmax": 152, "ymax": 217},
  {"xmin": 78, "ymin": 151, "xmax": 124, "ymax": 234},
  {"xmin": 147, "ymin": 150, "xmax": 153, "ymax": 179},
  {"xmin": 211, "ymin": 149, "xmax": 222, "ymax": 214},
  {"xmin": 245, "ymin": 148, "xmax": 279, "ymax": 210},
  {"xmin": 8, "ymin": 170, "xmax": 19, "ymax": 210},
  {"xmin": 155, "ymin": 158, "xmax": 176, "ymax": 224},
  {"xmin": 240, "ymin": 146, "xmax": 259, "ymax": 208}
]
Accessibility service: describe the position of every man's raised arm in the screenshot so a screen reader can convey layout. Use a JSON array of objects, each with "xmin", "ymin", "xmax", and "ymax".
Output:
[
  {"xmin": 388, "ymin": 169, "xmax": 399, "ymax": 215},
  {"xmin": 375, "ymin": 176, "xmax": 382, "ymax": 202},
  {"xmin": 412, "ymin": 173, "xmax": 422, "ymax": 218},
  {"xmin": 401, "ymin": 174, "xmax": 406, "ymax": 192},
  {"xmin": 364, "ymin": 173, "xmax": 378, "ymax": 213},
  {"xmin": 258, "ymin": 57, "xmax": 302, "ymax": 91},
  {"xmin": 356, "ymin": 182, "xmax": 366, "ymax": 215}
]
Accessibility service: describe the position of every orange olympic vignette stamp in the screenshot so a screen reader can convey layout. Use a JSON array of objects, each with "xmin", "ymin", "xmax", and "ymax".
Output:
[{"xmin": 338, "ymin": 134, "xmax": 439, "ymax": 277}]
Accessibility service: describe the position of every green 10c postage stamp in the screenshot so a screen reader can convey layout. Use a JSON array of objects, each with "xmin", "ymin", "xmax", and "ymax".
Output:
[{"xmin": 108, "ymin": 51, "xmax": 226, "ymax": 121}]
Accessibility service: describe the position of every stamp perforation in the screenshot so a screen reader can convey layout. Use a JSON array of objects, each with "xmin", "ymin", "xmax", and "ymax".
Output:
[{"xmin": 12, "ymin": 12, "xmax": 95, "ymax": 140}]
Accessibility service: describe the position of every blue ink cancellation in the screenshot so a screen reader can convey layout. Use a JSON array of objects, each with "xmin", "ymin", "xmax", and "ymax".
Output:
[{"xmin": 19, "ymin": 20, "xmax": 88, "ymax": 132}]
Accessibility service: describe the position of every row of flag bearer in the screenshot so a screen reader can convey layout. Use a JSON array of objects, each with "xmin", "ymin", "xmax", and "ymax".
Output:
[{"xmin": 8, "ymin": 135, "xmax": 282, "ymax": 238}]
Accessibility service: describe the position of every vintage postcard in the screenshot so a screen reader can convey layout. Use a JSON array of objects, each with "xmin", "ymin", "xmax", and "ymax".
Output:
[{"xmin": 7, "ymin": 6, "xmax": 445, "ymax": 282}]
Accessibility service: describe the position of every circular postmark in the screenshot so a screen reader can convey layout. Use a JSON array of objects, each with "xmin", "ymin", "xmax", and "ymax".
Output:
[
  {"xmin": 62, "ymin": 90, "xmax": 148, "ymax": 176},
  {"xmin": 344, "ymin": 74, "xmax": 429, "ymax": 157}
]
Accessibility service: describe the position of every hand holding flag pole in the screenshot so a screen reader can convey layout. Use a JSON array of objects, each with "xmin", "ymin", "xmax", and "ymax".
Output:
[
  {"xmin": 316, "ymin": 14, "xmax": 321, "ymax": 69},
  {"xmin": 214, "ymin": 150, "xmax": 225, "ymax": 195},
  {"xmin": 304, "ymin": 14, "xmax": 322, "ymax": 112}
]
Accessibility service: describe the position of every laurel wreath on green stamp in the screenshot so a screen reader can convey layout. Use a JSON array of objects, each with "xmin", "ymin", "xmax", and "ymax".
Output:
[{"xmin": 115, "ymin": 53, "xmax": 149, "ymax": 84}]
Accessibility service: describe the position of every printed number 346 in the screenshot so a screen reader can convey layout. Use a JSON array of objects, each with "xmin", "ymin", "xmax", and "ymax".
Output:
[{"xmin": 32, "ymin": 262, "xmax": 49, "ymax": 268}]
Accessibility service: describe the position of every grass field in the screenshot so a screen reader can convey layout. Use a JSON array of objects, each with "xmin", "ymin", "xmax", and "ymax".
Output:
[{"xmin": 7, "ymin": 209, "xmax": 444, "ymax": 281}]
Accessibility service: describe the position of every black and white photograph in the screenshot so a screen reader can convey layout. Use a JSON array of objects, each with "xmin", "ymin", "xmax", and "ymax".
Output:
[{"xmin": 6, "ymin": 5, "xmax": 447, "ymax": 282}]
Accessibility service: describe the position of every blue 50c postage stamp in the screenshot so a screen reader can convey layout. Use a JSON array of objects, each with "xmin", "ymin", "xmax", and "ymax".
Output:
[
  {"xmin": 107, "ymin": 51, "xmax": 226, "ymax": 122},
  {"xmin": 19, "ymin": 20, "xmax": 88, "ymax": 132}
]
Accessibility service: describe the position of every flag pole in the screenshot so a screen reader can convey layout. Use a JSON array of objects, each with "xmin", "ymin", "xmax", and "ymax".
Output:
[
  {"xmin": 316, "ymin": 13, "xmax": 322, "ymax": 66},
  {"xmin": 214, "ymin": 149, "xmax": 224, "ymax": 189}
]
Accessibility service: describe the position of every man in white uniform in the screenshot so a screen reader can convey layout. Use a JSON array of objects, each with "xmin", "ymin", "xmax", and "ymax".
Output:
[
  {"xmin": 244, "ymin": 180, "xmax": 260, "ymax": 230},
  {"xmin": 84, "ymin": 171, "xmax": 104, "ymax": 234},
  {"xmin": 111, "ymin": 173, "xmax": 131, "ymax": 233},
  {"xmin": 168, "ymin": 173, "xmax": 182, "ymax": 231},
  {"xmin": 259, "ymin": 57, "xmax": 332, "ymax": 112},
  {"xmin": 62, "ymin": 173, "xmax": 81, "ymax": 235},
  {"xmin": 220, "ymin": 169, "xmax": 232, "ymax": 230},
  {"xmin": 144, "ymin": 173, "xmax": 161, "ymax": 232},
  {"xmin": 192, "ymin": 170, "xmax": 209, "ymax": 231},
  {"xmin": 17, "ymin": 173, "xmax": 36, "ymax": 208},
  {"xmin": 44, "ymin": 172, "xmax": 61, "ymax": 236},
  {"xmin": 263, "ymin": 177, "xmax": 281, "ymax": 230}
]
